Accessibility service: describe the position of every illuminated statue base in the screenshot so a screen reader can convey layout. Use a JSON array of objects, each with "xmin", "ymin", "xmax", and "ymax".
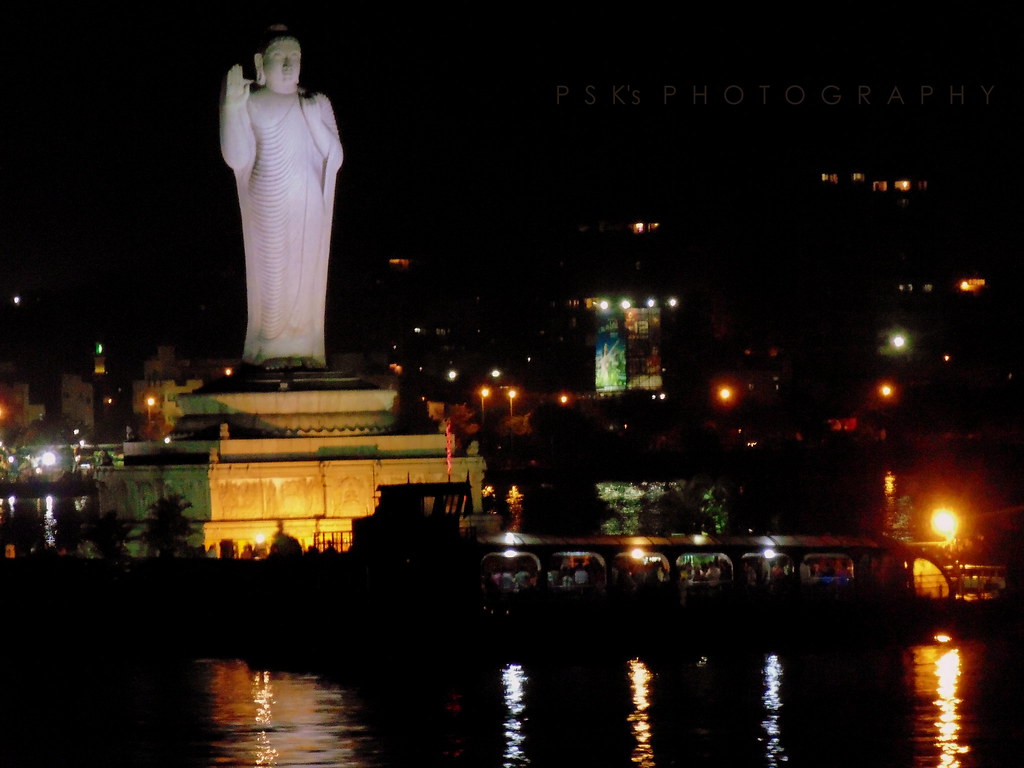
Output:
[
  {"xmin": 95, "ymin": 371, "xmax": 486, "ymax": 557},
  {"xmin": 171, "ymin": 370, "xmax": 398, "ymax": 439}
]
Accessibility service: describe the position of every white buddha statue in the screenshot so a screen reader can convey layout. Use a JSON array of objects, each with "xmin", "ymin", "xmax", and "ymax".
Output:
[{"xmin": 220, "ymin": 25, "xmax": 343, "ymax": 370}]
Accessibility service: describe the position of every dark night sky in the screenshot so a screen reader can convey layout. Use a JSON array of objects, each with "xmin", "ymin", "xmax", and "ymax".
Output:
[{"xmin": 2, "ymin": 5, "xmax": 1022, "ymax": 400}]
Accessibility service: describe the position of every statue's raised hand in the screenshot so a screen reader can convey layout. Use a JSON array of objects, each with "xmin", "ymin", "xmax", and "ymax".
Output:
[{"xmin": 223, "ymin": 64, "xmax": 252, "ymax": 107}]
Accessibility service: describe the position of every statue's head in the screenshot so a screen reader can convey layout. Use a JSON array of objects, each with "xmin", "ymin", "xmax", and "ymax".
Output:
[{"xmin": 255, "ymin": 24, "xmax": 301, "ymax": 95}]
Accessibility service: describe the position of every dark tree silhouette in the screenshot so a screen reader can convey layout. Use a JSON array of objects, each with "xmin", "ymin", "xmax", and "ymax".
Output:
[
  {"xmin": 136, "ymin": 495, "xmax": 199, "ymax": 558},
  {"xmin": 83, "ymin": 510, "xmax": 131, "ymax": 560}
]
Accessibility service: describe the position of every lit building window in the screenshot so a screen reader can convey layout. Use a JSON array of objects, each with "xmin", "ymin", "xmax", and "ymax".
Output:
[
  {"xmin": 872, "ymin": 180, "xmax": 888, "ymax": 192},
  {"xmin": 894, "ymin": 179, "xmax": 912, "ymax": 192},
  {"xmin": 958, "ymin": 278, "xmax": 986, "ymax": 293},
  {"xmin": 821, "ymin": 173, "xmax": 838, "ymax": 184},
  {"xmin": 851, "ymin": 172, "xmax": 865, "ymax": 183},
  {"xmin": 630, "ymin": 221, "xmax": 660, "ymax": 234},
  {"xmin": 917, "ymin": 180, "xmax": 928, "ymax": 191}
]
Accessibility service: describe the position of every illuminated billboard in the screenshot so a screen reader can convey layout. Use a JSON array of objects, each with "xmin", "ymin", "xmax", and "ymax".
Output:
[
  {"xmin": 595, "ymin": 306, "xmax": 662, "ymax": 392},
  {"xmin": 624, "ymin": 307, "xmax": 663, "ymax": 391},
  {"xmin": 595, "ymin": 316, "xmax": 627, "ymax": 392}
]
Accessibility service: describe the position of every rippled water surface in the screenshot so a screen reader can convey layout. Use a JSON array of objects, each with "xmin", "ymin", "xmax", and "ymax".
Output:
[{"xmin": 3, "ymin": 633, "xmax": 1023, "ymax": 767}]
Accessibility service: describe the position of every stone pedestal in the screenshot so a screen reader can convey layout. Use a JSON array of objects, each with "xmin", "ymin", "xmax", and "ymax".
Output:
[
  {"xmin": 96, "ymin": 371, "xmax": 485, "ymax": 556},
  {"xmin": 172, "ymin": 370, "xmax": 398, "ymax": 438}
]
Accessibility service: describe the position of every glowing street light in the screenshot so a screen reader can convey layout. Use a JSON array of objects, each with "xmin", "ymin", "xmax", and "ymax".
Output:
[
  {"xmin": 507, "ymin": 388, "xmax": 518, "ymax": 455},
  {"xmin": 932, "ymin": 508, "xmax": 958, "ymax": 542},
  {"xmin": 479, "ymin": 386, "xmax": 490, "ymax": 426}
]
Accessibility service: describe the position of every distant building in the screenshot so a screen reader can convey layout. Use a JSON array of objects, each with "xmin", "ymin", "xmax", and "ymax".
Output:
[
  {"xmin": 61, "ymin": 373, "xmax": 94, "ymax": 430},
  {"xmin": 0, "ymin": 379, "xmax": 45, "ymax": 430},
  {"xmin": 132, "ymin": 346, "xmax": 239, "ymax": 436}
]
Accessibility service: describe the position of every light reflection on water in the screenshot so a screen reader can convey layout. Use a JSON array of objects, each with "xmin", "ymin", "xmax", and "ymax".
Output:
[
  {"xmin": 913, "ymin": 641, "xmax": 970, "ymax": 768},
  {"xmin": 760, "ymin": 653, "xmax": 787, "ymax": 766},
  {"xmin": 501, "ymin": 663, "xmax": 529, "ymax": 767},
  {"xmin": 43, "ymin": 495, "xmax": 56, "ymax": 549},
  {"xmin": 205, "ymin": 660, "xmax": 381, "ymax": 767},
  {"xmin": 5, "ymin": 635, "xmax": 1024, "ymax": 767},
  {"xmin": 252, "ymin": 670, "xmax": 277, "ymax": 766},
  {"xmin": 627, "ymin": 658, "xmax": 655, "ymax": 767}
]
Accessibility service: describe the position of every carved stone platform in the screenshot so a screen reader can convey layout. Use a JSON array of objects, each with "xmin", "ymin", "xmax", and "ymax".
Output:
[
  {"xmin": 172, "ymin": 370, "xmax": 398, "ymax": 439},
  {"xmin": 99, "ymin": 368, "xmax": 486, "ymax": 558}
]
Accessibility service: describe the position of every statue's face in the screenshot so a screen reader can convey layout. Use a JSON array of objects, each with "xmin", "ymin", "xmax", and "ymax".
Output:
[{"xmin": 261, "ymin": 38, "xmax": 301, "ymax": 94}]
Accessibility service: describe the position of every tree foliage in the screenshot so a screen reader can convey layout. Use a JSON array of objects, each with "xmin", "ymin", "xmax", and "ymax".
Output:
[
  {"xmin": 598, "ymin": 477, "xmax": 734, "ymax": 535},
  {"xmin": 82, "ymin": 510, "xmax": 131, "ymax": 560},
  {"xmin": 135, "ymin": 494, "xmax": 199, "ymax": 558}
]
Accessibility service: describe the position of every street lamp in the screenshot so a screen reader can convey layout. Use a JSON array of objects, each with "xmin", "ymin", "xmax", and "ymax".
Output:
[
  {"xmin": 479, "ymin": 387, "xmax": 490, "ymax": 426},
  {"xmin": 932, "ymin": 508, "xmax": 958, "ymax": 544},
  {"xmin": 507, "ymin": 388, "xmax": 517, "ymax": 455}
]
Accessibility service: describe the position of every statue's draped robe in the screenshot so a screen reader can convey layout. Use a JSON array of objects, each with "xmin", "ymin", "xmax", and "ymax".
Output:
[{"xmin": 222, "ymin": 91, "xmax": 343, "ymax": 367}]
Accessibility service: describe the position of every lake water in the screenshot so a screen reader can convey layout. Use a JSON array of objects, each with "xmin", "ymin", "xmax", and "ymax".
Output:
[{"xmin": 4, "ymin": 628, "xmax": 1023, "ymax": 767}]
